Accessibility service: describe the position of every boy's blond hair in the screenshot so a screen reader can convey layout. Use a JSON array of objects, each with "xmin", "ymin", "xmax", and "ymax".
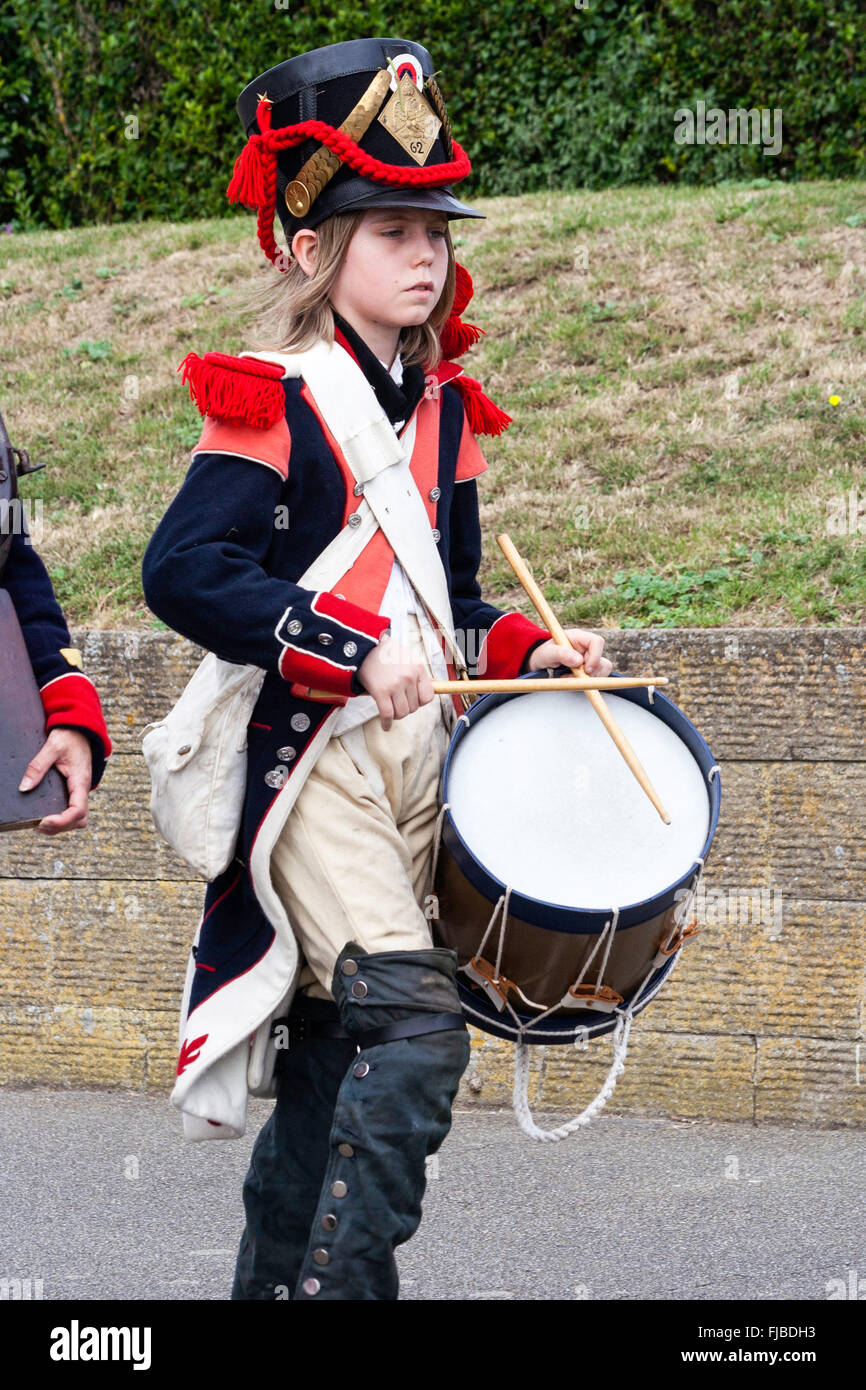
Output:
[{"xmin": 245, "ymin": 210, "xmax": 457, "ymax": 372}]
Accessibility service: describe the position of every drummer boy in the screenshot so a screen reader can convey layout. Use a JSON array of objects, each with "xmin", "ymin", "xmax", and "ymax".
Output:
[{"xmin": 142, "ymin": 35, "xmax": 611, "ymax": 1300}]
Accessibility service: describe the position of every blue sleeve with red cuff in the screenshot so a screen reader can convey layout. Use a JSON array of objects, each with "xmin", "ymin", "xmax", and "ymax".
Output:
[
  {"xmin": 2, "ymin": 526, "xmax": 112, "ymax": 788},
  {"xmin": 141, "ymin": 445, "xmax": 390, "ymax": 700}
]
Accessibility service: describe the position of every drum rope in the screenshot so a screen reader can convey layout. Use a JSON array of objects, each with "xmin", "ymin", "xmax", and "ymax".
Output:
[
  {"xmin": 492, "ymin": 886, "xmax": 512, "ymax": 981},
  {"xmin": 565, "ymin": 916, "xmax": 614, "ymax": 998},
  {"xmin": 504, "ymin": 916, "xmax": 619, "ymax": 1039},
  {"xmin": 511, "ymin": 982, "xmax": 554, "ymax": 1011},
  {"xmin": 469, "ymin": 888, "xmax": 510, "ymax": 963},
  {"xmin": 660, "ymin": 856, "xmax": 704, "ymax": 954},
  {"xmin": 510, "ymin": 860, "xmax": 706, "ymax": 1142},
  {"xmin": 594, "ymin": 906, "xmax": 620, "ymax": 991},
  {"xmin": 626, "ymin": 858, "xmax": 706, "ymax": 1017},
  {"xmin": 458, "ymin": 887, "xmax": 538, "ymax": 1025},
  {"xmin": 458, "ymin": 987, "xmax": 664, "ymax": 1043},
  {"xmin": 511, "ymin": 1014, "xmax": 634, "ymax": 1142},
  {"xmin": 617, "ymin": 967, "xmax": 657, "ymax": 1023}
]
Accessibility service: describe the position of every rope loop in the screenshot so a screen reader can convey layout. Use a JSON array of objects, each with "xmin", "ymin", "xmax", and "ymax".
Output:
[{"xmin": 512, "ymin": 1014, "xmax": 633, "ymax": 1143}]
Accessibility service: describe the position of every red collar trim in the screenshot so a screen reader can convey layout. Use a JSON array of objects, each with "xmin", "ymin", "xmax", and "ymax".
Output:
[
  {"xmin": 431, "ymin": 360, "xmax": 464, "ymax": 386},
  {"xmin": 333, "ymin": 326, "xmax": 361, "ymax": 368}
]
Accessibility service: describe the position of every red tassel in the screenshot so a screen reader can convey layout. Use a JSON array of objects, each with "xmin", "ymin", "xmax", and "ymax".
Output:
[
  {"xmin": 440, "ymin": 315, "xmax": 483, "ymax": 360},
  {"xmin": 451, "ymin": 373, "xmax": 513, "ymax": 436},
  {"xmin": 178, "ymin": 352, "xmax": 285, "ymax": 428},
  {"xmin": 453, "ymin": 262, "xmax": 474, "ymax": 317},
  {"xmin": 255, "ymin": 98, "xmax": 273, "ymax": 134},
  {"xmin": 226, "ymin": 139, "xmax": 268, "ymax": 209}
]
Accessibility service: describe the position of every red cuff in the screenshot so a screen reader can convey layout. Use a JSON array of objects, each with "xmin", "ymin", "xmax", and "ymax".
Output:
[
  {"xmin": 278, "ymin": 649, "xmax": 355, "ymax": 697},
  {"xmin": 476, "ymin": 613, "xmax": 551, "ymax": 680},
  {"xmin": 277, "ymin": 592, "xmax": 391, "ymax": 698},
  {"xmin": 312, "ymin": 591, "xmax": 392, "ymax": 639},
  {"xmin": 39, "ymin": 673, "xmax": 113, "ymax": 758}
]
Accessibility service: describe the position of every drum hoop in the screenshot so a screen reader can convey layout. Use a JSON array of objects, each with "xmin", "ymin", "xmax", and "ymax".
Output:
[
  {"xmin": 455, "ymin": 944, "xmax": 680, "ymax": 1045},
  {"xmin": 439, "ymin": 670, "xmax": 721, "ymax": 934}
]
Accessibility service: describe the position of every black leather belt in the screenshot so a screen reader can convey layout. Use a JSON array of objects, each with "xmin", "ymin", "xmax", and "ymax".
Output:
[{"xmin": 272, "ymin": 1010, "xmax": 466, "ymax": 1049}]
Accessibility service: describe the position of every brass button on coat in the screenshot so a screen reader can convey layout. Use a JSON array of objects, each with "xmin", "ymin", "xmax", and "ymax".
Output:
[
  {"xmin": 337, "ymin": 1142, "xmax": 354, "ymax": 1158},
  {"xmin": 341, "ymin": 959, "xmax": 359, "ymax": 976},
  {"xmin": 331, "ymin": 1180, "xmax": 348, "ymax": 1198},
  {"xmin": 321, "ymin": 1213, "xmax": 338, "ymax": 1232},
  {"xmin": 313, "ymin": 1249, "xmax": 330, "ymax": 1267},
  {"xmin": 353, "ymin": 1061, "xmax": 370, "ymax": 1078}
]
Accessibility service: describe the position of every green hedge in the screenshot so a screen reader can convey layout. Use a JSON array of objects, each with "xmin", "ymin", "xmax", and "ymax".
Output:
[{"xmin": 2, "ymin": 0, "xmax": 865, "ymax": 229}]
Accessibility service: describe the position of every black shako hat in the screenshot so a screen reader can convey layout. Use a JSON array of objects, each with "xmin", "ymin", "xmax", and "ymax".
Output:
[{"xmin": 231, "ymin": 37, "xmax": 484, "ymax": 268}]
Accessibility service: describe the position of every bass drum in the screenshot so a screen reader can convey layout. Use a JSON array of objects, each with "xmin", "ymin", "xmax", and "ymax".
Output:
[{"xmin": 432, "ymin": 674, "xmax": 720, "ymax": 1044}]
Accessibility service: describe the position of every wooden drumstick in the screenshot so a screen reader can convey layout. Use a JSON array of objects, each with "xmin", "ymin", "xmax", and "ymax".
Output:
[
  {"xmin": 496, "ymin": 533, "xmax": 671, "ymax": 825},
  {"xmin": 432, "ymin": 675, "xmax": 668, "ymax": 693},
  {"xmin": 299, "ymin": 674, "xmax": 666, "ymax": 703}
]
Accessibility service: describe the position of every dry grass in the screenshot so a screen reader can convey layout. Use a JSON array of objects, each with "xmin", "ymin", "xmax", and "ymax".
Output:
[{"xmin": 2, "ymin": 179, "xmax": 864, "ymax": 629}]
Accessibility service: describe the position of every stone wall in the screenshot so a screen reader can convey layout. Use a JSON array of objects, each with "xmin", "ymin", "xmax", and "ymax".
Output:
[{"xmin": 2, "ymin": 628, "xmax": 864, "ymax": 1127}]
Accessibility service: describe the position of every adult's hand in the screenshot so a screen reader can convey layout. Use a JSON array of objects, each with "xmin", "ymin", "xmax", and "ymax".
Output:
[{"xmin": 18, "ymin": 727, "xmax": 93, "ymax": 834}]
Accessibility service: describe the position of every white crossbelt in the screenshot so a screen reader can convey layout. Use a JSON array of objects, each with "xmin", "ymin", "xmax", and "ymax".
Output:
[{"xmin": 242, "ymin": 338, "xmax": 469, "ymax": 690}]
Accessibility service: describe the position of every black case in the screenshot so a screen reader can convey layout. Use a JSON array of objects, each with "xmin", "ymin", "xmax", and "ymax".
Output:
[{"xmin": 0, "ymin": 589, "xmax": 69, "ymax": 829}]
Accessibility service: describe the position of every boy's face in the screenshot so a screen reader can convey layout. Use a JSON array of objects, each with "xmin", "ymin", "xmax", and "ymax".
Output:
[{"xmin": 329, "ymin": 206, "xmax": 450, "ymax": 354}]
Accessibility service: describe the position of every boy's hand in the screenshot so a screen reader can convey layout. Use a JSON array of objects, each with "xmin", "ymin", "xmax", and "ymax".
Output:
[
  {"xmin": 357, "ymin": 633, "xmax": 435, "ymax": 731},
  {"xmin": 18, "ymin": 727, "xmax": 93, "ymax": 834},
  {"xmin": 527, "ymin": 627, "xmax": 613, "ymax": 678}
]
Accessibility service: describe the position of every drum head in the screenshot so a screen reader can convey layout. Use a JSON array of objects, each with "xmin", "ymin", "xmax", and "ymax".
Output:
[{"xmin": 446, "ymin": 691, "xmax": 711, "ymax": 912}]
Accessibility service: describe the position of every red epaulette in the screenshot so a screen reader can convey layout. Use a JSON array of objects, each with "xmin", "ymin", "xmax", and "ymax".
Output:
[
  {"xmin": 431, "ymin": 359, "xmax": 513, "ymax": 437},
  {"xmin": 178, "ymin": 351, "xmax": 286, "ymax": 429},
  {"xmin": 436, "ymin": 263, "xmax": 512, "ymax": 436},
  {"xmin": 448, "ymin": 371, "xmax": 513, "ymax": 437}
]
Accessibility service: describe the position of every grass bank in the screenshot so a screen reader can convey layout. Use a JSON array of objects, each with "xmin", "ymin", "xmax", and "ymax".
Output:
[{"xmin": 1, "ymin": 178, "xmax": 864, "ymax": 629}]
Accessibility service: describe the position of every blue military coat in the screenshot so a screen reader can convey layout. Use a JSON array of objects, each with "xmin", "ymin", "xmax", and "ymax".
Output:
[{"xmin": 142, "ymin": 323, "xmax": 549, "ymax": 1130}]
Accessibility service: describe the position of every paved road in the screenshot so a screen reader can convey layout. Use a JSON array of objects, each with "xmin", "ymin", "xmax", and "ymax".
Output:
[{"xmin": 1, "ymin": 1088, "xmax": 864, "ymax": 1301}]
